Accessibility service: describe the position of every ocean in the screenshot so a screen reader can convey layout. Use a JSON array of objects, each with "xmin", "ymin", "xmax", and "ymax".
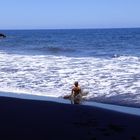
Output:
[{"xmin": 0, "ymin": 28, "xmax": 140, "ymax": 107}]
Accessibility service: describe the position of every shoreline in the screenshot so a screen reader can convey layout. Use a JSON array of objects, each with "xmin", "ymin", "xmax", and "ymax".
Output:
[
  {"xmin": 1, "ymin": 91, "xmax": 140, "ymax": 116},
  {"xmin": 0, "ymin": 95, "xmax": 140, "ymax": 139}
]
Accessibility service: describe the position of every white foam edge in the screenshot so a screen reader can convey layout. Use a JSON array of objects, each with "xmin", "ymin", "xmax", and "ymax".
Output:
[{"xmin": 1, "ymin": 91, "xmax": 140, "ymax": 117}]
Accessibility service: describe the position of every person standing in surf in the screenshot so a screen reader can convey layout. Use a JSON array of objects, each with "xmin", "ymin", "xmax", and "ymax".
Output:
[
  {"xmin": 71, "ymin": 81, "xmax": 82, "ymax": 104},
  {"xmin": 71, "ymin": 81, "xmax": 81, "ymax": 97}
]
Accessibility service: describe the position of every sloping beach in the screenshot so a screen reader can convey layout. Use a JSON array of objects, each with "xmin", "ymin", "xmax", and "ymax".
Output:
[{"xmin": 0, "ymin": 95, "xmax": 140, "ymax": 140}]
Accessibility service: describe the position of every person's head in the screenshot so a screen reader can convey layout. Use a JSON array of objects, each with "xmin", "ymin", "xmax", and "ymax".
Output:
[{"xmin": 74, "ymin": 81, "xmax": 78, "ymax": 87}]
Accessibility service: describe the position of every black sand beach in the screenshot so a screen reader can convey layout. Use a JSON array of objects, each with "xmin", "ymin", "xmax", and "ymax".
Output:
[{"xmin": 0, "ymin": 96, "xmax": 140, "ymax": 140}]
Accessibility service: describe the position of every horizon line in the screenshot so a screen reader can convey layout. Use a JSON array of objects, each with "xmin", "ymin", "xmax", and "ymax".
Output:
[{"xmin": 0, "ymin": 26, "xmax": 140, "ymax": 31}]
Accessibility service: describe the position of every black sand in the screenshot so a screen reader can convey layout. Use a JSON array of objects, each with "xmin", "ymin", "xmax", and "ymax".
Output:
[{"xmin": 0, "ymin": 96, "xmax": 140, "ymax": 140}]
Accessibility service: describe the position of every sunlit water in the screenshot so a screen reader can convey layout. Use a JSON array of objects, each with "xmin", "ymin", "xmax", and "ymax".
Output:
[{"xmin": 0, "ymin": 29, "xmax": 140, "ymax": 107}]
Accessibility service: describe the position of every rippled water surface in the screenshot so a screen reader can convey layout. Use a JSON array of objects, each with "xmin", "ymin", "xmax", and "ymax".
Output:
[{"xmin": 0, "ymin": 29, "xmax": 140, "ymax": 106}]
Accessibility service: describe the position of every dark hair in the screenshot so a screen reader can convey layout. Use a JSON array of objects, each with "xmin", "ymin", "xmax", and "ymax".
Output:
[{"xmin": 74, "ymin": 81, "xmax": 78, "ymax": 87}]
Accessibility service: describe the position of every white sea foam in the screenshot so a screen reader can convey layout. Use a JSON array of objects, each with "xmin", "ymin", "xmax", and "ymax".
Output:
[{"xmin": 0, "ymin": 52, "xmax": 140, "ymax": 104}]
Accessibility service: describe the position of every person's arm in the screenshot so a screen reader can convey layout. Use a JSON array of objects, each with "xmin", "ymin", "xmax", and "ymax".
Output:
[{"xmin": 71, "ymin": 88, "xmax": 74, "ymax": 96}]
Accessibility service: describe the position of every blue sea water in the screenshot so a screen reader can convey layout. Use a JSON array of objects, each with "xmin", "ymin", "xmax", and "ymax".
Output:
[{"xmin": 0, "ymin": 28, "xmax": 140, "ymax": 107}]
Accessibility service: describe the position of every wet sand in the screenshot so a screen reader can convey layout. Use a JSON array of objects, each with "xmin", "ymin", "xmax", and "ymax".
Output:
[{"xmin": 0, "ymin": 96, "xmax": 140, "ymax": 140}]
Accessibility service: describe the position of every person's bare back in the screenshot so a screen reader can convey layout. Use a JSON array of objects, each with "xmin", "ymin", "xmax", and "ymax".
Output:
[{"xmin": 71, "ymin": 81, "xmax": 81, "ymax": 97}]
